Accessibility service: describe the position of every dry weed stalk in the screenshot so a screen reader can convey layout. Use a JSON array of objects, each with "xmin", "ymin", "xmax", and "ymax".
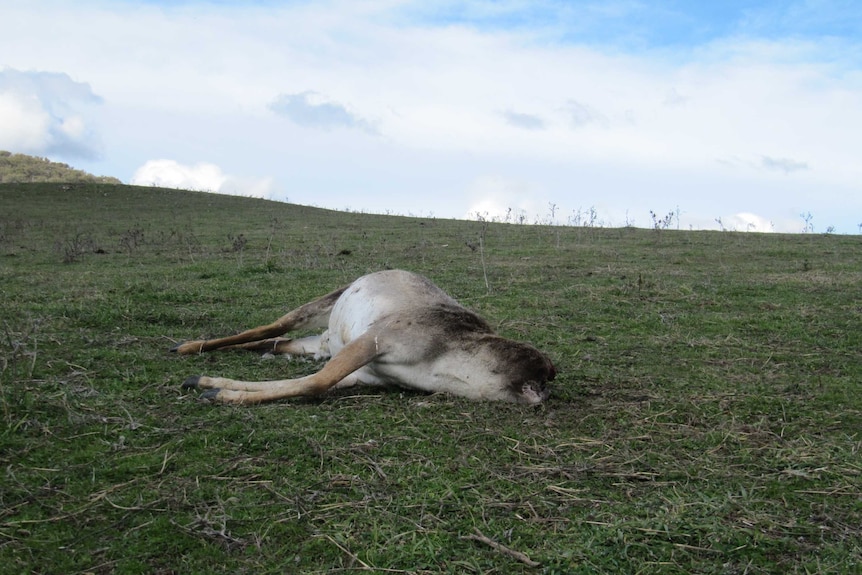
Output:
[{"xmin": 461, "ymin": 528, "xmax": 541, "ymax": 567}]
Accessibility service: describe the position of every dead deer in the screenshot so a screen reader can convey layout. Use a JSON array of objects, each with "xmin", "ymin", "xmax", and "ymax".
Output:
[{"xmin": 173, "ymin": 269, "xmax": 555, "ymax": 404}]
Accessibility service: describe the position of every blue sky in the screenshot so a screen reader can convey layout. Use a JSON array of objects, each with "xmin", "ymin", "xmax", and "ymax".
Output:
[
  {"xmin": 404, "ymin": 1, "xmax": 862, "ymax": 48},
  {"xmin": 2, "ymin": 0, "xmax": 861, "ymax": 232}
]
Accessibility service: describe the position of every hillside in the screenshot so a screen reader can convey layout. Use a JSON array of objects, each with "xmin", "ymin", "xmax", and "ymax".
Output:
[
  {"xmin": 0, "ymin": 150, "xmax": 122, "ymax": 184},
  {"xmin": 1, "ymin": 182, "xmax": 860, "ymax": 574}
]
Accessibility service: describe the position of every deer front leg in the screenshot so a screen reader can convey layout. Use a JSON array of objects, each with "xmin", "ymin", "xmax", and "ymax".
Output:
[{"xmin": 182, "ymin": 332, "xmax": 381, "ymax": 404}]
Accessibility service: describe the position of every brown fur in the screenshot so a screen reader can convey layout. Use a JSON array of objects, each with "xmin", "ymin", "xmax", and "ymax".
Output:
[{"xmin": 173, "ymin": 270, "xmax": 555, "ymax": 404}]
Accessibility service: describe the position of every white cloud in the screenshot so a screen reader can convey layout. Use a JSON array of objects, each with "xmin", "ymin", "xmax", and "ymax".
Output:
[
  {"xmin": 464, "ymin": 175, "xmax": 548, "ymax": 222},
  {"xmin": 678, "ymin": 211, "xmax": 804, "ymax": 233},
  {"xmin": 726, "ymin": 212, "xmax": 776, "ymax": 232},
  {"xmin": 0, "ymin": 69, "xmax": 102, "ymax": 158},
  {"xmin": 130, "ymin": 159, "xmax": 276, "ymax": 198},
  {"xmin": 220, "ymin": 175, "xmax": 278, "ymax": 199},
  {"xmin": 131, "ymin": 159, "xmax": 226, "ymax": 192},
  {"xmin": 0, "ymin": 91, "xmax": 51, "ymax": 151}
]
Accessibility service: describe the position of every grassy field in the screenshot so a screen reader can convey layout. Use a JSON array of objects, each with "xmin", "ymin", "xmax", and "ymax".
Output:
[{"xmin": 1, "ymin": 182, "xmax": 860, "ymax": 574}]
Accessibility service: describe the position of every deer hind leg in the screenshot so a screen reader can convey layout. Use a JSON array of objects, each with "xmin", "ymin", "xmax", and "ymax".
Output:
[
  {"xmin": 171, "ymin": 285, "xmax": 347, "ymax": 355},
  {"xmin": 221, "ymin": 335, "xmax": 330, "ymax": 359},
  {"xmin": 182, "ymin": 331, "xmax": 382, "ymax": 404}
]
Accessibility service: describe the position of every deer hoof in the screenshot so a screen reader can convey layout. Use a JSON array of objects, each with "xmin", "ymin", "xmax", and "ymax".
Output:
[
  {"xmin": 181, "ymin": 376, "xmax": 202, "ymax": 389},
  {"xmin": 201, "ymin": 389, "xmax": 221, "ymax": 401},
  {"xmin": 171, "ymin": 341, "xmax": 206, "ymax": 354}
]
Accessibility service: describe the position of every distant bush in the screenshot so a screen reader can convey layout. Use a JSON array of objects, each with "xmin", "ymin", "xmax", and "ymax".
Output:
[{"xmin": 0, "ymin": 150, "xmax": 122, "ymax": 184}]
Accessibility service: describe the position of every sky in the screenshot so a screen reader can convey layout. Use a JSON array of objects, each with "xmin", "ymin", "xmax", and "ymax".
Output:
[{"xmin": 1, "ymin": 0, "xmax": 861, "ymax": 233}]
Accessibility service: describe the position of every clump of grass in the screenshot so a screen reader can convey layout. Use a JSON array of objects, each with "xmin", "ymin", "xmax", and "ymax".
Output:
[
  {"xmin": 0, "ymin": 318, "xmax": 43, "ymax": 427},
  {"xmin": 228, "ymin": 232, "xmax": 248, "ymax": 268}
]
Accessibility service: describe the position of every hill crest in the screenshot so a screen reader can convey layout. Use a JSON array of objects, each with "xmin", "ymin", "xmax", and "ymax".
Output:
[{"xmin": 0, "ymin": 151, "xmax": 122, "ymax": 184}]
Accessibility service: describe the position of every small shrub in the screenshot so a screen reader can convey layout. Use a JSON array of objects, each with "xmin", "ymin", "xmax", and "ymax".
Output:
[{"xmin": 55, "ymin": 232, "xmax": 100, "ymax": 263}]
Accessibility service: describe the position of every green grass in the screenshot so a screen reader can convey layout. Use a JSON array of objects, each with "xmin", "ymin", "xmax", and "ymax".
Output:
[{"xmin": 1, "ymin": 182, "xmax": 860, "ymax": 574}]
